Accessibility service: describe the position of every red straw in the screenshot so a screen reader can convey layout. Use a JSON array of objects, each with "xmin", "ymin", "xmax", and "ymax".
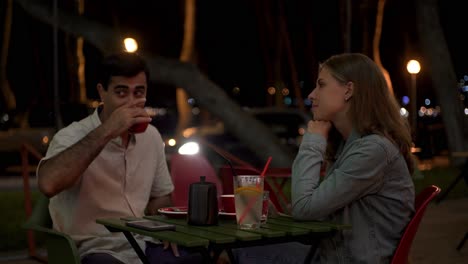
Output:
[
  {"xmin": 239, "ymin": 156, "xmax": 272, "ymax": 224},
  {"xmin": 259, "ymin": 156, "xmax": 272, "ymax": 179}
]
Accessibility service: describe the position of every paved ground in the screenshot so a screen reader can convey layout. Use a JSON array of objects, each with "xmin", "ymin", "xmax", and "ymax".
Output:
[
  {"xmin": 1, "ymin": 197, "xmax": 466, "ymax": 264},
  {"xmin": 409, "ymin": 197, "xmax": 468, "ymax": 264}
]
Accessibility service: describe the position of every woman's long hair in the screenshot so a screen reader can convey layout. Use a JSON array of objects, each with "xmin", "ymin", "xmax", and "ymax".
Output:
[{"xmin": 322, "ymin": 53, "xmax": 413, "ymax": 174}]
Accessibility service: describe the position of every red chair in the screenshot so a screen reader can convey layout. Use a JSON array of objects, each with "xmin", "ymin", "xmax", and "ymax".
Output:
[
  {"xmin": 391, "ymin": 185, "xmax": 441, "ymax": 264},
  {"xmin": 169, "ymin": 153, "xmax": 223, "ymax": 207}
]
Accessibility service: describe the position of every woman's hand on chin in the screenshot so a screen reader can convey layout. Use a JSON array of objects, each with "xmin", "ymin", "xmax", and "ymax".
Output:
[{"xmin": 307, "ymin": 120, "xmax": 332, "ymax": 139}]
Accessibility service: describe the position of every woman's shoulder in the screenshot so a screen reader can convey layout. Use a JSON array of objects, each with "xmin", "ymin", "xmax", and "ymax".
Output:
[{"xmin": 355, "ymin": 134, "xmax": 400, "ymax": 158}]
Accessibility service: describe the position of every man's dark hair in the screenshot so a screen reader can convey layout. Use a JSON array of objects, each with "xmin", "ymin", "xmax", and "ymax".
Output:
[{"xmin": 97, "ymin": 52, "xmax": 150, "ymax": 90}]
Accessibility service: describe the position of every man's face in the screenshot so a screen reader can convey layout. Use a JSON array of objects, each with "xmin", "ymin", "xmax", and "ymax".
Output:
[{"xmin": 97, "ymin": 71, "xmax": 148, "ymax": 121}]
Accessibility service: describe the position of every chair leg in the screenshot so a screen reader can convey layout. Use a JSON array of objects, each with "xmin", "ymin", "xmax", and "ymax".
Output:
[{"xmin": 456, "ymin": 232, "xmax": 468, "ymax": 251}]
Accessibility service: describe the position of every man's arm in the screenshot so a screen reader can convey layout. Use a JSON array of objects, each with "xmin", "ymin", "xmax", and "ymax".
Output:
[
  {"xmin": 38, "ymin": 98, "xmax": 151, "ymax": 198},
  {"xmin": 38, "ymin": 125, "xmax": 112, "ymax": 197},
  {"xmin": 146, "ymin": 194, "xmax": 173, "ymax": 215}
]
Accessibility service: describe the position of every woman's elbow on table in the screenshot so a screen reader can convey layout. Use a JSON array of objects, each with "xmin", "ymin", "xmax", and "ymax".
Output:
[
  {"xmin": 292, "ymin": 200, "xmax": 329, "ymax": 221},
  {"xmin": 292, "ymin": 202, "xmax": 314, "ymax": 220}
]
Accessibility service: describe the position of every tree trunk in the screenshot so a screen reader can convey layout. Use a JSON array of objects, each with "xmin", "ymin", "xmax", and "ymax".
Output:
[
  {"xmin": 252, "ymin": 0, "xmax": 272, "ymax": 105},
  {"xmin": 64, "ymin": 0, "xmax": 86, "ymax": 104},
  {"xmin": 278, "ymin": 0, "xmax": 303, "ymax": 110},
  {"xmin": 175, "ymin": 0, "xmax": 195, "ymax": 136},
  {"xmin": 52, "ymin": 0, "xmax": 63, "ymax": 129},
  {"xmin": 76, "ymin": 0, "xmax": 87, "ymax": 104},
  {"xmin": 342, "ymin": 0, "xmax": 352, "ymax": 52},
  {"xmin": 372, "ymin": 0, "xmax": 394, "ymax": 96},
  {"xmin": 1, "ymin": 0, "xmax": 16, "ymax": 110},
  {"xmin": 279, "ymin": 0, "xmax": 305, "ymax": 111},
  {"xmin": 254, "ymin": 0, "xmax": 284, "ymax": 107},
  {"xmin": 15, "ymin": 0, "xmax": 294, "ymax": 167},
  {"xmin": 359, "ymin": 0, "xmax": 371, "ymax": 56},
  {"xmin": 416, "ymin": 0, "xmax": 468, "ymax": 165}
]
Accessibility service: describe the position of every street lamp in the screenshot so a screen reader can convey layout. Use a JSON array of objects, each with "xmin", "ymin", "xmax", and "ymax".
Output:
[
  {"xmin": 124, "ymin": 38, "xmax": 138, "ymax": 53},
  {"xmin": 406, "ymin": 59, "xmax": 421, "ymax": 140}
]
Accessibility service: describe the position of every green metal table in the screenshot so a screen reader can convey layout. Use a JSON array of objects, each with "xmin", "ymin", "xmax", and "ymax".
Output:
[{"xmin": 97, "ymin": 215, "xmax": 351, "ymax": 264}]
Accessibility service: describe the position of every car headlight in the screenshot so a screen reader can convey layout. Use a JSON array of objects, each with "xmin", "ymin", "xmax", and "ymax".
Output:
[{"xmin": 178, "ymin": 141, "xmax": 200, "ymax": 155}]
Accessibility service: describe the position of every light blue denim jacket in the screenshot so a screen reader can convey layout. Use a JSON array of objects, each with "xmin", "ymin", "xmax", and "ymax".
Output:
[{"xmin": 292, "ymin": 130, "xmax": 415, "ymax": 263}]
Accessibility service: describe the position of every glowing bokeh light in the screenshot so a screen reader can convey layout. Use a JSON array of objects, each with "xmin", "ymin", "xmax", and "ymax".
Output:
[
  {"xmin": 267, "ymin": 86, "xmax": 276, "ymax": 95},
  {"xmin": 400, "ymin": 107, "xmax": 409, "ymax": 117},
  {"xmin": 406, "ymin": 60, "xmax": 421, "ymax": 74},
  {"xmin": 168, "ymin": 139, "xmax": 176, "ymax": 146},
  {"xmin": 402, "ymin": 96, "xmax": 410, "ymax": 106},
  {"xmin": 124, "ymin": 38, "xmax": 138, "ymax": 52},
  {"xmin": 178, "ymin": 142, "xmax": 200, "ymax": 155}
]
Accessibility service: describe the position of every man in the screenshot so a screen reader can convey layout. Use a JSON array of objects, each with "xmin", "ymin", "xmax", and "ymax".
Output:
[{"xmin": 37, "ymin": 52, "xmax": 201, "ymax": 263}]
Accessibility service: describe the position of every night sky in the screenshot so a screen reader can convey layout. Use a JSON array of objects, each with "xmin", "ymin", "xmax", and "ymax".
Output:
[{"xmin": 1, "ymin": 0, "xmax": 468, "ymax": 122}]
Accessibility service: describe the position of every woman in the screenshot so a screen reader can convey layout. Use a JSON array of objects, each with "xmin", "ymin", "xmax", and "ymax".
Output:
[{"xmin": 292, "ymin": 53, "xmax": 415, "ymax": 263}]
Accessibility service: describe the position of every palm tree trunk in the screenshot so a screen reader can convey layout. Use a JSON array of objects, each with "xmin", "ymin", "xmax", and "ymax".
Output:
[
  {"xmin": 52, "ymin": 0, "xmax": 63, "ymax": 129},
  {"xmin": 278, "ymin": 0, "xmax": 304, "ymax": 110},
  {"xmin": 372, "ymin": 0, "xmax": 394, "ymax": 95},
  {"xmin": 342, "ymin": 0, "xmax": 352, "ymax": 52},
  {"xmin": 76, "ymin": 0, "xmax": 87, "ymax": 104},
  {"xmin": 1, "ymin": 0, "xmax": 16, "ymax": 110},
  {"xmin": 416, "ymin": 0, "xmax": 468, "ymax": 166},
  {"xmin": 176, "ymin": 0, "xmax": 196, "ymax": 135}
]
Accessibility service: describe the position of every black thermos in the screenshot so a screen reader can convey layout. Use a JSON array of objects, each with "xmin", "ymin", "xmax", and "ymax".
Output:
[{"xmin": 187, "ymin": 176, "xmax": 219, "ymax": 225}]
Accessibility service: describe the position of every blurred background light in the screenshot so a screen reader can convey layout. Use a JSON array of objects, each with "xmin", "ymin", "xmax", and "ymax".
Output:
[
  {"xmin": 400, "ymin": 107, "xmax": 409, "ymax": 117},
  {"xmin": 123, "ymin": 38, "xmax": 138, "ymax": 52},
  {"xmin": 267, "ymin": 86, "xmax": 276, "ymax": 95},
  {"xmin": 178, "ymin": 142, "xmax": 199, "ymax": 155},
  {"xmin": 402, "ymin": 96, "xmax": 410, "ymax": 106},
  {"xmin": 168, "ymin": 138, "xmax": 176, "ymax": 146}
]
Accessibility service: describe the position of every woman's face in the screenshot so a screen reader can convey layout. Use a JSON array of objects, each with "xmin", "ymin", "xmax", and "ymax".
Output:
[{"xmin": 308, "ymin": 67, "xmax": 350, "ymax": 122}]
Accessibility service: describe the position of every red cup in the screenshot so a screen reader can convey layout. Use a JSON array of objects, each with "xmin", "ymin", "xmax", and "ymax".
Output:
[
  {"xmin": 220, "ymin": 194, "xmax": 235, "ymax": 213},
  {"xmin": 129, "ymin": 122, "xmax": 149, "ymax": 134},
  {"xmin": 128, "ymin": 107, "xmax": 156, "ymax": 134}
]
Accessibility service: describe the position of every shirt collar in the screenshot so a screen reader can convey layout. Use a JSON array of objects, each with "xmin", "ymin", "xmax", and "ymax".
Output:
[{"xmin": 335, "ymin": 128, "xmax": 362, "ymax": 158}]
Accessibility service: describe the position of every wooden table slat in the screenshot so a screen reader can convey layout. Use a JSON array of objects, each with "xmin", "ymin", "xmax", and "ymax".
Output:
[
  {"xmin": 219, "ymin": 222, "xmax": 286, "ymax": 238},
  {"xmin": 167, "ymin": 225, "xmax": 236, "ymax": 244},
  {"xmin": 145, "ymin": 216, "xmax": 262, "ymax": 241},
  {"xmin": 270, "ymin": 216, "xmax": 351, "ymax": 230},
  {"xmin": 259, "ymin": 223, "xmax": 311, "ymax": 236},
  {"xmin": 267, "ymin": 218, "xmax": 331, "ymax": 232},
  {"xmin": 143, "ymin": 216, "xmax": 236, "ymax": 244},
  {"xmin": 96, "ymin": 218, "xmax": 209, "ymax": 247}
]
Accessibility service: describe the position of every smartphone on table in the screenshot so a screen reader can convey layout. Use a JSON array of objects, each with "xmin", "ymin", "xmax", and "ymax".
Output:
[{"xmin": 125, "ymin": 220, "xmax": 176, "ymax": 231}]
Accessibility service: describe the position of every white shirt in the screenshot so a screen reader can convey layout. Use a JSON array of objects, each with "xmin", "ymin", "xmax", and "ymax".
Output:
[{"xmin": 37, "ymin": 108, "xmax": 174, "ymax": 263}]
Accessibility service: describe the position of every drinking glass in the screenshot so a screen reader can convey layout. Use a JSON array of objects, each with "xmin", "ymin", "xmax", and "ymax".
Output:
[
  {"xmin": 261, "ymin": 191, "xmax": 269, "ymax": 224},
  {"xmin": 129, "ymin": 107, "xmax": 157, "ymax": 133},
  {"xmin": 233, "ymin": 175, "xmax": 264, "ymax": 230}
]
